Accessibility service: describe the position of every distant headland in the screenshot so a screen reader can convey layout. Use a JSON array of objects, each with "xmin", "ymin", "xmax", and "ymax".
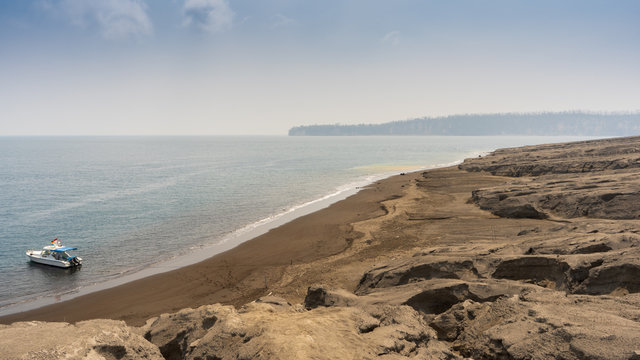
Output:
[{"xmin": 288, "ymin": 111, "xmax": 640, "ymax": 136}]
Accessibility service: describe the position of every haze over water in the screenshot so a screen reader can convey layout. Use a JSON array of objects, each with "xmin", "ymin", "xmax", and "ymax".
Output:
[
  {"xmin": 0, "ymin": 135, "xmax": 591, "ymax": 313},
  {"xmin": 1, "ymin": 1, "xmax": 638, "ymax": 135}
]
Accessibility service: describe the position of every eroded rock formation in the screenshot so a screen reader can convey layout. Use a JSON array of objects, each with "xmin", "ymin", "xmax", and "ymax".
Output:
[{"xmin": 0, "ymin": 319, "xmax": 163, "ymax": 359}]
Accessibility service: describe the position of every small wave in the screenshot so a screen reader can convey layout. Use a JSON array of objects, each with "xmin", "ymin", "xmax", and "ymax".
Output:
[
  {"xmin": 212, "ymin": 180, "xmax": 369, "ymax": 245},
  {"xmin": 208, "ymin": 158, "xmax": 469, "ymax": 248},
  {"xmin": 21, "ymin": 174, "xmax": 193, "ymax": 223},
  {"xmin": 352, "ymin": 164, "xmax": 427, "ymax": 172}
]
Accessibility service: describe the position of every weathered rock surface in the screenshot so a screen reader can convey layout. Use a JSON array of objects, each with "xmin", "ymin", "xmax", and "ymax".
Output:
[
  {"xmin": 459, "ymin": 135, "xmax": 640, "ymax": 176},
  {"xmin": 346, "ymin": 243, "xmax": 640, "ymax": 359},
  {"xmin": 355, "ymin": 257, "xmax": 480, "ymax": 292},
  {"xmin": 433, "ymin": 291, "xmax": 640, "ymax": 360},
  {"xmin": 0, "ymin": 319, "xmax": 163, "ymax": 359},
  {"xmin": 471, "ymin": 170, "xmax": 640, "ymax": 220},
  {"xmin": 140, "ymin": 296, "xmax": 460, "ymax": 359},
  {"xmin": 461, "ymin": 136, "xmax": 640, "ymax": 220}
]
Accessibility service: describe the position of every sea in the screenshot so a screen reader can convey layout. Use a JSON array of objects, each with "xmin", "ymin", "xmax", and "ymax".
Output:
[{"xmin": 0, "ymin": 135, "xmax": 591, "ymax": 315}]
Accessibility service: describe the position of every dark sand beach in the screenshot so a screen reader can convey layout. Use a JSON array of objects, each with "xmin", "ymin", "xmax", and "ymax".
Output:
[
  {"xmin": 2, "ymin": 136, "xmax": 640, "ymax": 359},
  {"xmin": 0, "ymin": 169, "xmax": 404, "ymax": 326}
]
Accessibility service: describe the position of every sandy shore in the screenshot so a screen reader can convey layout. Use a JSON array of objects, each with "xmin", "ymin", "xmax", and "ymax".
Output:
[
  {"xmin": 0, "ymin": 169, "xmax": 410, "ymax": 326},
  {"xmin": 0, "ymin": 160, "xmax": 548, "ymax": 327}
]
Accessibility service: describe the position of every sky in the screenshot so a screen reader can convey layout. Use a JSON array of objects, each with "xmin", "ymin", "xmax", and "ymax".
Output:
[{"xmin": 0, "ymin": 0, "xmax": 639, "ymax": 135}]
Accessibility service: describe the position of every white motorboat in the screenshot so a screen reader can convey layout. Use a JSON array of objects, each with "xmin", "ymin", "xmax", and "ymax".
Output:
[{"xmin": 26, "ymin": 240, "xmax": 82, "ymax": 268}]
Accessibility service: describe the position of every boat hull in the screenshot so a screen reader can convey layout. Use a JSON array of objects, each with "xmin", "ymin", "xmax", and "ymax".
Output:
[{"xmin": 26, "ymin": 251, "xmax": 80, "ymax": 268}]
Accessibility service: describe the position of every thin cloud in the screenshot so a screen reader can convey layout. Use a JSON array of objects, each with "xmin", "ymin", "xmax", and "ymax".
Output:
[
  {"xmin": 381, "ymin": 30, "xmax": 401, "ymax": 46},
  {"xmin": 272, "ymin": 13, "xmax": 294, "ymax": 28},
  {"xmin": 44, "ymin": 0, "xmax": 153, "ymax": 39},
  {"xmin": 183, "ymin": 0, "xmax": 234, "ymax": 33}
]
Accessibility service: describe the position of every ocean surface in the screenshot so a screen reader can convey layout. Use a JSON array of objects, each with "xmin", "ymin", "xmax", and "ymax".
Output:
[{"xmin": 0, "ymin": 135, "xmax": 590, "ymax": 314}]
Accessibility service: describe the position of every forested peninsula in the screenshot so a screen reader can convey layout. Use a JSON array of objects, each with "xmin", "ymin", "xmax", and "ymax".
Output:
[{"xmin": 288, "ymin": 112, "xmax": 640, "ymax": 136}]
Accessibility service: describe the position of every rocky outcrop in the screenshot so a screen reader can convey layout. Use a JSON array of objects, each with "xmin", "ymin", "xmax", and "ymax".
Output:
[
  {"xmin": 140, "ymin": 296, "xmax": 460, "ymax": 359},
  {"xmin": 492, "ymin": 256, "xmax": 571, "ymax": 289},
  {"xmin": 345, "ymin": 244, "xmax": 640, "ymax": 359},
  {"xmin": 432, "ymin": 291, "xmax": 640, "ymax": 360},
  {"xmin": 355, "ymin": 257, "xmax": 479, "ymax": 292},
  {"xmin": 0, "ymin": 319, "xmax": 163, "ymax": 359},
  {"xmin": 459, "ymin": 135, "xmax": 640, "ymax": 176},
  {"xmin": 460, "ymin": 136, "xmax": 640, "ymax": 219},
  {"xmin": 471, "ymin": 171, "xmax": 640, "ymax": 220},
  {"xmin": 574, "ymin": 262, "xmax": 640, "ymax": 295},
  {"xmin": 304, "ymin": 286, "xmax": 360, "ymax": 309}
]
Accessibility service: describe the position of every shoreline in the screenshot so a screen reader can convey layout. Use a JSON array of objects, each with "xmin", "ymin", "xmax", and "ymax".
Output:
[
  {"xmin": 4, "ymin": 135, "xmax": 640, "ymax": 359},
  {"xmin": 0, "ymin": 160, "xmax": 461, "ymax": 325},
  {"xmin": 0, "ymin": 136, "xmax": 590, "ymax": 317},
  {"xmin": 0, "ymin": 174, "xmax": 364, "ymax": 317},
  {"xmin": 0, "ymin": 139, "xmax": 586, "ymax": 323}
]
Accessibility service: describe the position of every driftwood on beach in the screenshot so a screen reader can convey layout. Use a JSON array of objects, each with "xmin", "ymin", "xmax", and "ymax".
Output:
[{"xmin": 2, "ymin": 136, "xmax": 640, "ymax": 359}]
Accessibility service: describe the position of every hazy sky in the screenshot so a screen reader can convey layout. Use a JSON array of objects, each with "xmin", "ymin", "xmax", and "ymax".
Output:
[{"xmin": 1, "ymin": 0, "xmax": 639, "ymax": 135}]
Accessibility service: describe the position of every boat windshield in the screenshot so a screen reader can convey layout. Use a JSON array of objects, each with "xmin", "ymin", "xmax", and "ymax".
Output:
[
  {"xmin": 42, "ymin": 250, "xmax": 51, "ymax": 256},
  {"xmin": 52, "ymin": 252, "xmax": 71, "ymax": 260}
]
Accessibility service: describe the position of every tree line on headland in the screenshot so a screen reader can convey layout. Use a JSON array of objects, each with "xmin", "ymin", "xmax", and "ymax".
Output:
[{"xmin": 288, "ymin": 112, "xmax": 640, "ymax": 136}]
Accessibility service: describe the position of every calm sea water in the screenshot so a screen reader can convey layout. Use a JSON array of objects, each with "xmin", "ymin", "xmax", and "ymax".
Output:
[{"xmin": 0, "ymin": 135, "xmax": 589, "ymax": 313}]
